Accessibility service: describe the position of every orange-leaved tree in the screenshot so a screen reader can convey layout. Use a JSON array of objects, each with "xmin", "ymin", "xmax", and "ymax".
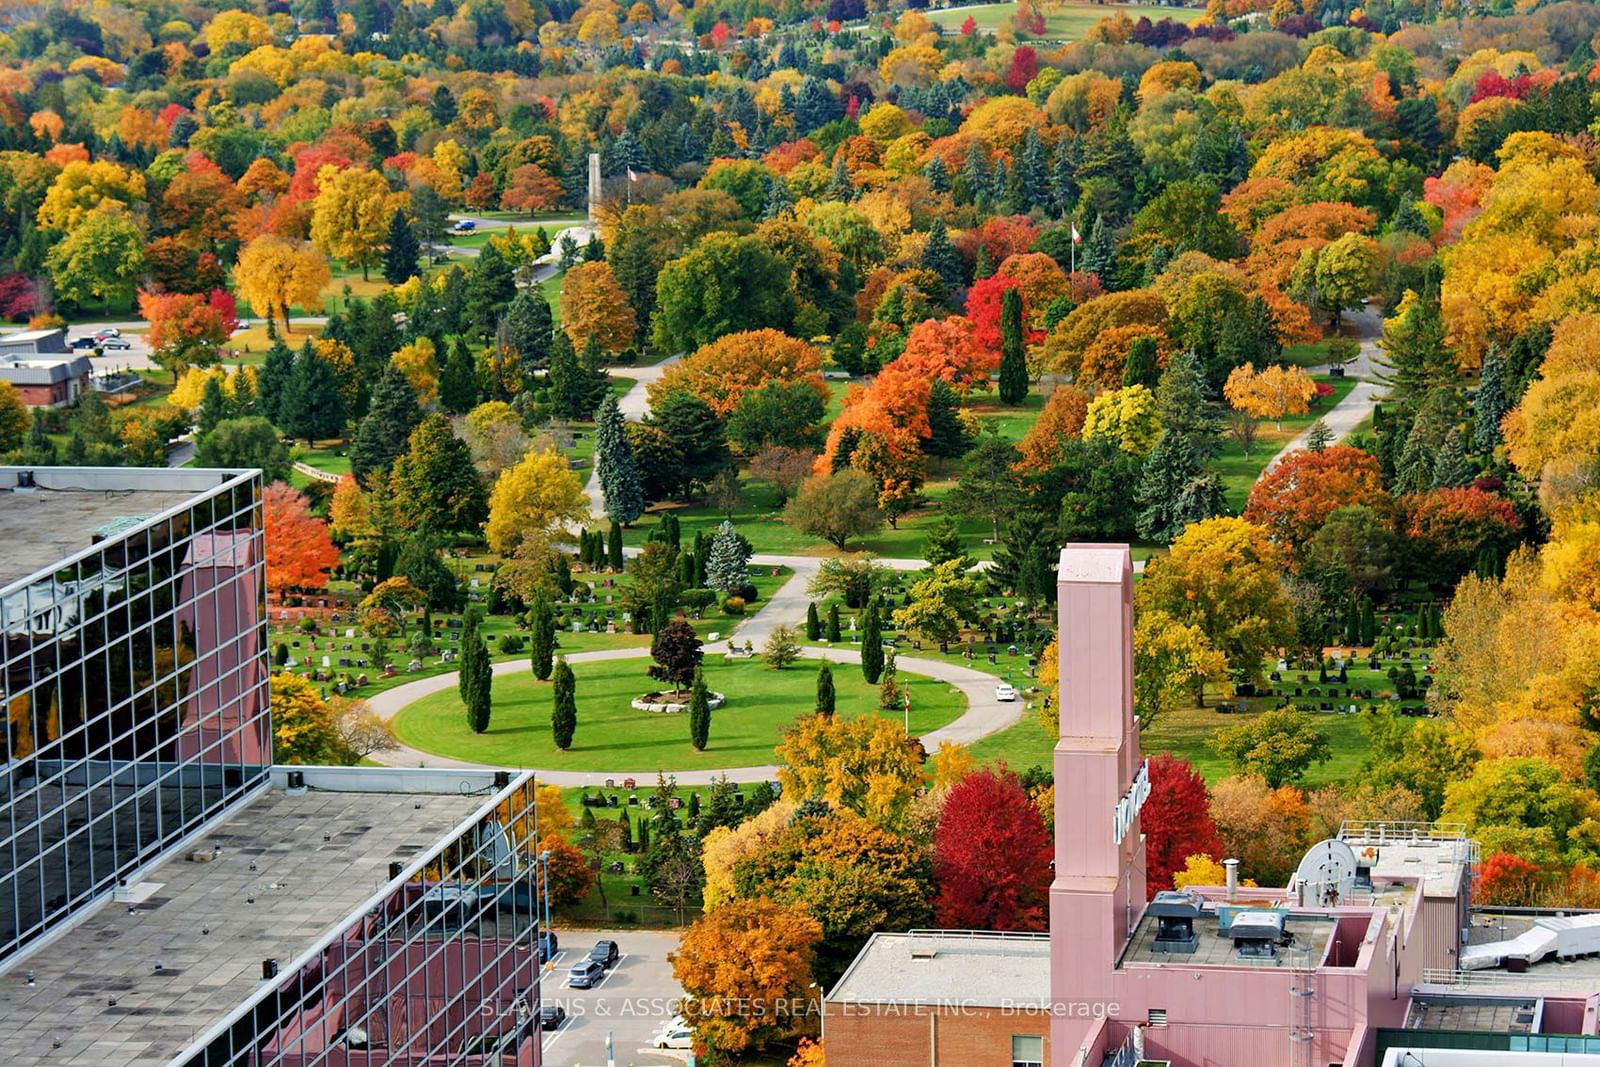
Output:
[
  {"xmin": 1016, "ymin": 385, "xmax": 1089, "ymax": 472},
  {"xmin": 263, "ymin": 482, "xmax": 341, "ymax": 593},
  {"xmin": 1243, "ymin": 445, "xmax": 1391, "ymax": 556},
  {"xmin": 1223, "ymin": 362, "xmax": 1318, "ymax": 429},
  {"xmin": 653, "ymin": 328, "xmax": 827, "ymax": 417},
  {"xmin": 893, "ymin": 315, "xmax": 992, "ymax": 392},
  {"xmin": 560, "ymin": 261, "xmax": 637, "ymax": 355},
  {"xmin": 138, "ymin": 288, "xmax": 239, "ymax": 376}
]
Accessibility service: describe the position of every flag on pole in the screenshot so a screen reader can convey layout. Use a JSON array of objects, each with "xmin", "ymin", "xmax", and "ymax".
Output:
[
  {"xmin": 627, "ymin": 167, "xmax": 639, "ymax": 182},
  {"xmin": 1071, "ymin": 225, "xmax": 1082, "ymax": 244}
]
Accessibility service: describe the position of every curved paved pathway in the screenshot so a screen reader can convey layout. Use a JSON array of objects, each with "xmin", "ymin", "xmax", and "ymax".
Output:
[{"xmin": 366, "ymin": 645, "xmax": 1020, "ymax": 786}]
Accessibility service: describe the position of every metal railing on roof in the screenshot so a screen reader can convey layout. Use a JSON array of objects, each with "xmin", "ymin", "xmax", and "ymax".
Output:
[
  {"xmin": 1340, "ymin": 820, "xmax": 1468, "ymax": 843},
  {"xmin": 1419, "ymin": 968, "xmax": 1600, "ymax": 991},
  {"xmin": 904, "ymin": 928, "xmax": 1051, "ymax": 941}
]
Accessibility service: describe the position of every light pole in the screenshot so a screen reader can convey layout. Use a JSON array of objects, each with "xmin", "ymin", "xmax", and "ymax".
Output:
[{"xmin": 537, "ymin": 849, "xmax": 552, "ymax": 954}]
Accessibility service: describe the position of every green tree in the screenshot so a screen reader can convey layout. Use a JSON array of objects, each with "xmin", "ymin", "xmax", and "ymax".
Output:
[
  {"xmin": 194, "ymin": 416, "xmax": 291, "ymax": 483},
  {"xmin": 652, "ymin": 232, "xmax": 796, "ymax": 352},
  {"xmin": 350, "ymin": 363, "xmax": 422, "ymax": 487},
  {"xmin": 1135, "ymin": 432, "xmax": 1227, "ymax": 543},
  {"xmin": 861, "ymin": 600, "xmax": 885, "ymax": 684},
  {"xmin": 726, "ymin": 380, "xmax": 825, "ymax": 453},
  {"xmin": 198, "ymin": 374, "xmax": 230, "ymax": 435},
  {"xmin": 947, "ymin": 429, "xmax": 1021, "ymax": 544},
  {"xmin": 466, "ymin": 635, "xmax": 492, "ymax": 733},
  {"xmin": 998, "ymin": 286, "xmax": 1029, "ymax": 404},
  {"xmin": 1291, "ymin": 232, "xmax": 1379, "ymax": 327},
  {"xmin": 438, "ymin": 337, "xmax": 479, "ymax": 414},
  {"xmin": 595, "ymin": 392, "xmax": 644, "ymax": 524},
  {"xmin": 921, "ymin": 217, "xmax": 963, "ymax": 294},
  {"xmin": 689, "ymin": 666, "xmax": 711, "ymax": 750},
  {"xmin": 705, "ymin": 519, "xmax": 751, "ymax": 594},
  {"xmin": 47, "ymin": 207, "xmax": 144, "ymax": 309},
  {"xmin": 1211, "ymin": 709, "xmax": 1332, "ymax": 787},
  {"xmin": 465, "ymin": 240, "xmax": 517, "ymax": 338},
  {"xmin": 280, "ymin": 343, "xmax": 347, "ymax": 446},
  {"xmin": 530, "ymin": 594, "xmax": 556, "ymax": 681},
  {"xmin": 924, "ymin": 379, "xmax": 975, "ymax": 459},
  {"xmin": 257, "ymin": 337, "xmax": 295, "ymax": 426},
  {"xmin": 893, "ymin": 560, "xmax": 978, "ymax": 647},
  {"xmin": 608, "ymin": 520, "xmax": 624, "ymax": 569},
  {"xmin": 391, "ymin": 413, "xmax": 488, "ymax": 534},
  {"xmin": 1123, "ymin": 336, "xmax": 1160, "ymax": 389},
  {"xmin": 783, "ymin": 470, "xmax": 883, "ymax": 550},
  {"xmin": 921, "ymin": 514, "xmax": 973, "ymax": 569},
  {"xmin": 826, "ymin": 602, "xmax": 842, "ymax": 643},
  {"xmin": 646, "ymin": 389, "xmax": 731, "ymax": 495},
  {"xmin": 764, "ymin": 624, "xmax": 801, "ymax": 669},
  {"xmin": 549, "ymin": 332, "xmax": 610, "ymax": 419},
  {"xmin": 551, "ymin": 657, "xmax": 577, "ymax": 749},
  {"xmin": 382, "ymin": 207, "xmax": 421, "ymax": 285},
  {"xmin": 815, "ymin": 660, "xmax": 836, "ymax": 717},
  {"xmin": 805, "ymin": 601, "xmax": 822, "ymax": 641}
]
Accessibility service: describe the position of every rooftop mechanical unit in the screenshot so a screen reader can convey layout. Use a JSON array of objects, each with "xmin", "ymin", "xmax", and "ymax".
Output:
[
  {"xmin": 1230, "ymin": 909, "xmax": 1289, "ymax": 961},
  {"xmin": 1146, "ymin": 890, "xmax": 1204, "ymax": 955}
]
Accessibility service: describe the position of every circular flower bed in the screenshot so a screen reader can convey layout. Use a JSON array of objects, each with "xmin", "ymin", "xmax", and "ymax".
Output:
[{"xmin": 630, "ymin": 691, "xmax": 727, "ymax": 713}]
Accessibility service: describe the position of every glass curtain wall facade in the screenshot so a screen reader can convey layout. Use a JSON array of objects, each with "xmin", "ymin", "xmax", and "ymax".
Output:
[
  {"xmin": 1, "ymin": 471, "xmax": 268, "ymax": 962},
  {"xmin": 180, "ymin": 775, "xmax": 544, "ymax": 1067}
]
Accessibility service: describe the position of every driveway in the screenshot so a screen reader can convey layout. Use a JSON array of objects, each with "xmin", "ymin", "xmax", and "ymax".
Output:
[{"xmin": 540, "ymin": 929, "xmax": 687, "ymax": 1067}]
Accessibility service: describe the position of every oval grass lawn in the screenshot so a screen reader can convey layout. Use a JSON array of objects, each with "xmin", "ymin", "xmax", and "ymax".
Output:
[{"xmin": 391, "ymin": 655, "xmax": 967, "ymax": 772}]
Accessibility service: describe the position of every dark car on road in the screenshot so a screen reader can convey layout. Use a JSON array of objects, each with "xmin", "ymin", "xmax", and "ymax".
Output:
[
  {"xmin": 539, "ymin": 930, "xmax": 559, "ymax": 963},
  {"xmin": 539, "ymin": 1004, "xmax": 566, "ymax": 1031},
  {"xmin": 587, "ymin": 940, "xmax": 620, "ymax": 968}
]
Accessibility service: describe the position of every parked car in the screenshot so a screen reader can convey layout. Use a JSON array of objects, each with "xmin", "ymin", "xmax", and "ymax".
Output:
[
  {"xmin": 587, "ymin": 939, "xmax": 620, "ymax": 968},
  {"xmin": 652, "ymin": 1017, "xmax": 694, "ymax": 1050},
  {"xmin": 92, "ymin": 327, "xmax": 120, "ymax": 339},
  {"xmin": 995, "ymin": 683, "xmax": 1018, "ymax": 702},
  {"xmin": 539, "ymin": 1004, "xmax": 566, "ymax": 1031},
  {"xmin": 99, "ymin": 337, "xmax": 132, "ymax": 350},
  {"xmin": 451, "ymin": 219, "xmax": 477, "ymax": 233},
  {"xmin": 538, "ymin": 930, "xmax": 559, "ymax": 963},
  {"xmin": 567, "ymin": 958, "xmax": 605, "ymax": 989},
  {"xmin": 69, "ymin": 337, "xmax": 97, "ymax": 350}
]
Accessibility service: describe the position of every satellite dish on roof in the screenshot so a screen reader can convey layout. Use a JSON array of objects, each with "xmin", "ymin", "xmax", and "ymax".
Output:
[{"xmin": 1295, "ymin": 838, "xmax": 1358, "ymax": 907}]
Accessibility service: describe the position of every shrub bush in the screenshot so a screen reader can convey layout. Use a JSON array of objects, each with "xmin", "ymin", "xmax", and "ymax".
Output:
[
  {"xmin": 681, "ymin": 588, "xmax": 718, "ymax": 612},
  {"xmin": 498, "ymin": 633, "xmax": 525, "ymax": 654},
  {"xmin": 722, "ymin": 596, "xmax": 746, "ymax": 615}
]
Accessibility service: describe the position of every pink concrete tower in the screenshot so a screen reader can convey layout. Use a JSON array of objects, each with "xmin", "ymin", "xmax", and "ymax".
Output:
[{"xmin": 1051, "ymin": 544, "xmax": 1146, "ymax": 1065}]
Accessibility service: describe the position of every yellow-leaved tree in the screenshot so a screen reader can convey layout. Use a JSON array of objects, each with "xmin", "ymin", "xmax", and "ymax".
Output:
[
  {"xmin": 235, "ymin": 235, "xmax": 330, "ymax": 333},
  {"xmin": 1223, "ymin": 362, "xmax": 1318, "ymax": 429},
  {"xmin": 310, "ymin": 165, "xmax": 404, "ymax": 280},
  {"xmin": 774, "ymin": 714, "xmax": 925, "ymax": 827},
  {"xmin": 483, "ymin": 446, "xmax": 590, "ymax": 555},
  {"xmin": 700, "ymin": 799, "xmax": 797, "ymax": 910}
]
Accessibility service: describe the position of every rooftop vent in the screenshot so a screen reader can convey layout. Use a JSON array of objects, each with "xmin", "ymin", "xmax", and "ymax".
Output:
[
  {"xmin": 1231, "ymin": 909, "xmax": 1289, "ymax": 961},
  {"xmin": 909, "ymin": 944, "xmax": 938, "ymax": 960},
  {"xmin": 1147, "ymin": 890, "xmax": 1203, "ymax": 955}
]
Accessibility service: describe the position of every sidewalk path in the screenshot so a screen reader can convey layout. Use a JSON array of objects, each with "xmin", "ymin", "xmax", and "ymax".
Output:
[
  {"xmin": 364, "ymin": 645, "xmax": 1020, "ymax": 786},
  {"xmin": 1261, "ymin": 380, "xmax": 1382, "ymax": 474}
]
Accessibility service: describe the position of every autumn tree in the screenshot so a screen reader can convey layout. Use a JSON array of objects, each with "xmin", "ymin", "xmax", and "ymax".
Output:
[
  {"xmin": 653, "ymin": 329, "xmax": 828, "ymax": 417},
  {"xmin": 894, "ymin": 317, "xmax": 993, "ymax": 392},
  {"xmin": 263, "ymin": 482, "xmax": 340, "ymax": 593},
  {"xmin": 46, "ymin": 207, "xmax": 144, "ymax": 310},
  {"xmin": 672, "ymin": 898, "xmax": 823, "ymax": 1055},
  {"xmin": 391, "ymin": 413, "xmax": 488, "ymax": 536},
  {"xmin": 1134, "ymin": 608, "xmax": 1230, "ymax": 718},
  {"xmin": 933, "ymin": 768, "xmax": 1051, "ymax": 930},
  {"xmin": 270, "ymin": 673, "xmax": 347, "ymax": 765},
  {"xmin": 1243, "ymin": 445, "xmax": 1391, "ymax": 557},
  {"xmin": 1016, "ymin": 385, "xmax": 1089, "ymax": 472},
  {"xmin": 1136, "ymin": 518, "xmax": 1295, "ymax": 686},
  {"xmin": 650, "ymin": 618, "xmax": 703, "ymax": 697},
  {"xmin": 500, "ymin": 164, "xmax": 564, "ymax": 215},
  {"xmin": 1223, "ymin": 363, "xmax": 1318, "ymax": 430},
  {"xmin": 1141, "ymin": 755, "xmax": 1224, "ymax": 897},
  {"xmin": 1290, "ymin": 232, "xmax": 1380, "ymax": 327},
  {"xmin": 310, "ymin": 165, "xmax": 403, "ymax": 280},
  {"xmin": 561, "ymin": 261, "xmax": 637, "ymax": 355},
  {"xmin": 484, "ymin": 446, "xmax": 590, "ymax": 555},
  {"xmin": 235, "ymin": 236, "xmax": 330, "ymax": 333},
  {"xmin": 1401, "ymin": 487, "xmax": 1523, "ymax": 589},
  {"xmin": 774, "ymin": 713, "xmax": 925, "ymax": 826},
  {"xmin": 138, "ymin": 290, "xmax": 238, "ymax": 376},
  {"xmin": 1209, "ymin": 775, "xmax": 1313, "ymax": 886}
]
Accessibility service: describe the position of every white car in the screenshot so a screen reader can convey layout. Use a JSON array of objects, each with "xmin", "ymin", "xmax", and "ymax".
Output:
[
  {"xmin": 995, "ymin": 683, "xmax": 1018, "ymax": 702},
  {"xmin": 652, "ymin": 1017, "xmax": 694, "ymax": 1050}
]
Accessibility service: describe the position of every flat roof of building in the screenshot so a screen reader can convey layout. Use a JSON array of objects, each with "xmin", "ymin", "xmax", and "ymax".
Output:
[
  {"xmin": 1342, "ymin": 829, "xmax": 1473, "ymax": 901},
  {"xmin": 826, "ymin": 931, "xmax": 1051, "ymax": 1009},
  {"xmin": 1120, "ymin": 909, "xmax": 1338, "ymax": 969},
  {"xmin": 1405, "ymin": 993, "xmax": 1541, "ymax": 1034},
  {"xmin": 0, "ymin": 468, "xmax": 255, "ymax": 594},
  {"xmin": 0, "ymin": 780, "xmax": 487, "ymax": 1067}
]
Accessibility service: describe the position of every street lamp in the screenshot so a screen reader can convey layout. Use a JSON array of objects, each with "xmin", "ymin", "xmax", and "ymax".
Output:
[{"xmin": 537, "ymin": 849, "xmax": 552, "ymax": 954}]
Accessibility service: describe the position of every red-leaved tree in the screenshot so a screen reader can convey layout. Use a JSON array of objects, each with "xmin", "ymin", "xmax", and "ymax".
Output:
[
  {"xmin": 264, "ymin": 482, "xmax": 342, "ymax": 594},
  {"xmin": 933, "ymin": 767, "xmax": 1052, "ymax": 931},
  {"xmin": 966, "ymin": 276, "xmax": 1044, "ymax": 356},
  {"xmin": 1141, "ymin": 755, "xmax": 1224, "ymax": 898},
  {"xmin": 1242, "ymin": 444, "xmax": 1391, "ymax": 556},
  {"xmin": 1475, "ymin": 852, "xmax": 1545, "ymax": 907},
  {"xmin": 1401, "ymin": 486, "xmax": 1523, "ymax": 590}
]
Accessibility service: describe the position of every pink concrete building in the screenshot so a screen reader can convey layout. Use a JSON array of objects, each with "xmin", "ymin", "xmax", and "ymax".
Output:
[{"xmin": 825, "ymin": 543, "xmax": 1600, "ymax": 1067}]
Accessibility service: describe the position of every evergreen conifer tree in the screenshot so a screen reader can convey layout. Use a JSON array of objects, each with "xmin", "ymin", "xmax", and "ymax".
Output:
[
  {"xmin": 826, "ymin": 603, "xmax": 841, "ymax": 643},
  {"xmin": 438, "ymin": 337, "xmax": 478, "ymax": 414},
  {"xmin": 925, "ymin": 379, "xmax": 975, "ymax": 458},
  {"xmin": 1474, "ymin": 345, "xmax": 1508, "ymax": 452},
  {"xmin": 704, "ymin": 520, "xmax": 750, "ymax": 594},
  {"xmin": 973, "ymin": 244, "xmax": 995, "ymax": 281},
  {"xmin": 689, "ymin": 667, "xmax": 711, "ymax": 750},
  {"xmin": 350, "ymin": 363, "xmax": 422, "ymax": 486},
  {"xmin": 861, "ymin": 601, "xmax": 884, "ymax": 684},
  {"xmin": 805, "ymin": 601, "xmax": 821, "ymax": 641},
  {"xmin": 257, "ymin": 337, "xmax": 295, "ymax": 425},
  {"xmin": 551, "ymin": 658, "xmax": 577, "ymax": 750},
  {"xmin": 530, "ymin": 594, "xmax": 555, "ymax": 681},
  {"xmin": 1122, "ymin": 337, "xmax": 1160, "ymax": 390},
  {"xmin": 998, "ymin": 287, "xmax": 1029, "ymax": 404},
  {"xmin": 1081, "ymin": 214, "xmax": 1115, "ymax": 280},
  {"xmin": 1432, "ymin": 427, "xmax": 1473, "ymax": 488},
  {"xmin": 281, "ymin": 343, "xmax": 347, "ymax": 446},
  {"xmin": 608, "ymin": 520, "xmax": 624, "ymax": 570},
  {"xmin": 815, "ymin": 661, "xmax": 835, "ymax": 718},
  {"xmin": 922, "ymin": 514, "xmax": 972, "ymax": 569},
  {"xmin": 922, "ymin": 218, "xmax": 964, "ymax": 294},
  {"xmin": 1306, "ymin": 419, "xmax": 1334, "ymax": 452},
  {"xmin": 466, "ymin": 636, "xmax": 492, "ymax": 733},
  {"xmin": 1135, "ymin": 433, "xmax": 1227, "ymax": 543},
  {"xmin": 383, "ymin": 208, "xmax": 421, "ymax": 284},
  {"xmin": 595, "ymin": 392, "xmax": 644, "ymax": 525}
]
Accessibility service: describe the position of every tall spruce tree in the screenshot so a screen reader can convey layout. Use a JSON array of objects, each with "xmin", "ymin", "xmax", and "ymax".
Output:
[
  {"xmin": 1081, "ymin": 214, "xmax": 1115, "ymax": 280},
  {"xmin": 998, "ymin": 287, "xmax": 1029, "ymax": 404},
  {"xmin": 460, "ymin": 607, "xmax": 483, "ymax": 706},
  {"xmin": 551, "ymin": 657, "xmax": 577, "ymax": 750},
  {"xmin": 1134, "ymin": 432, "xmax": 1227, "ymax": 543},
  {"xmin": 350, "ymin": 363, "xmax": 422, "ymax": 487},
  {"xmin": 281, "ymin": 343, "xmax": 347, "ymax": 446},
  {"xmin": 383, "ymin": 208, "xmax": 421, "ymax": 285},
  {"xmin": 826, "ymin": 603, "xmax": 841, "ymax": 643},
  {"xmin": 438, "ymin": 337, "xmax": 478, "ymax": 414},
  {"xmin": 529, "ymin": 594, "xmax": 555, "ymax": 681},
  {"xmin": 595, "ymin": 392, "xmax": 645, "ymax": 525},
  {"xmin": 466, "ymin": 636, "xmax": 492, "ymax": 733},
  {"xmin": 1474, "ymin": 345, "xmax": 1508, "ymax": 452},
  {"xmin": 504, "ymin": 288, "xmax": 554, "ymax": 373},
  {"xmin": 689, "ymin": 666, "xmax": 711, "ymax": 750},
  {"xmin": 257, "ymin": 337, "xmax": 295, "ymax": 426},
  {"xmin": 704, "ymin": 520, "xmax": 750, "ymax": 594},
  {"xmin": 607, "ymin": 520, "xmax": 624, "ymax": 570},
  {"xmin": 861, "ymin": 601, "xmax": 884, "ymax": 684},
  {"xmin": 805, "ymin": 601, "xmax": 821, "ymax": 641},
  {"xmin": 921, "ymin": 218, "xmax": 964, "ymax": 295},
  {"xmin": 815, "ymin": 661, "xmax": 835, "ymax": 718}
]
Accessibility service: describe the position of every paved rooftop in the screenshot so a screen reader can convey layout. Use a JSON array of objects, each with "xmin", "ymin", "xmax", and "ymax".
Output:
[
  {"xmin": 0, "ymin": 485, "xmax": 200, "ymax": 592},
  {"xmin": 0, "ymin": 786, "xmax": 486, "ymax": 1067},
  {"xmin": 1405, "ymin": 994, "xmax": 1541, "ymax": 1033},
  {"xmin": 1120, "ymin": 910, "xmax": 1338, "ymax": 969},
  {"xmin": 826, "ymin": 931, "xmax": 1050, "ymax": 1008}
]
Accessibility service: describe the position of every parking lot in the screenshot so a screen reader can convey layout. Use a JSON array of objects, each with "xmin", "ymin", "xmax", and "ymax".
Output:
[{"xmin": 539, "ymin": 929, "xmax": 689, "ymax": 1067}]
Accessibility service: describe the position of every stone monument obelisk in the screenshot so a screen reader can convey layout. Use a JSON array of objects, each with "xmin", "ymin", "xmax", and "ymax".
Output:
[{"xmin": 587, "ymin": 152, "xmax": 601, "ymax": 222}]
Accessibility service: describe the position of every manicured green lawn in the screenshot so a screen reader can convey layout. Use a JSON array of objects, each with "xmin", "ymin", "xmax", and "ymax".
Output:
[
  {"xmin": 296, "ymin": 447, "xmax": 352, "ymax": 476},
  {"xmin": 391, "ymin": 655, "xmax": 966, "ymax": 771},
  {"xmin": 923, "ymin": 0, "xmax": 1200, "ymax": 38}
]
